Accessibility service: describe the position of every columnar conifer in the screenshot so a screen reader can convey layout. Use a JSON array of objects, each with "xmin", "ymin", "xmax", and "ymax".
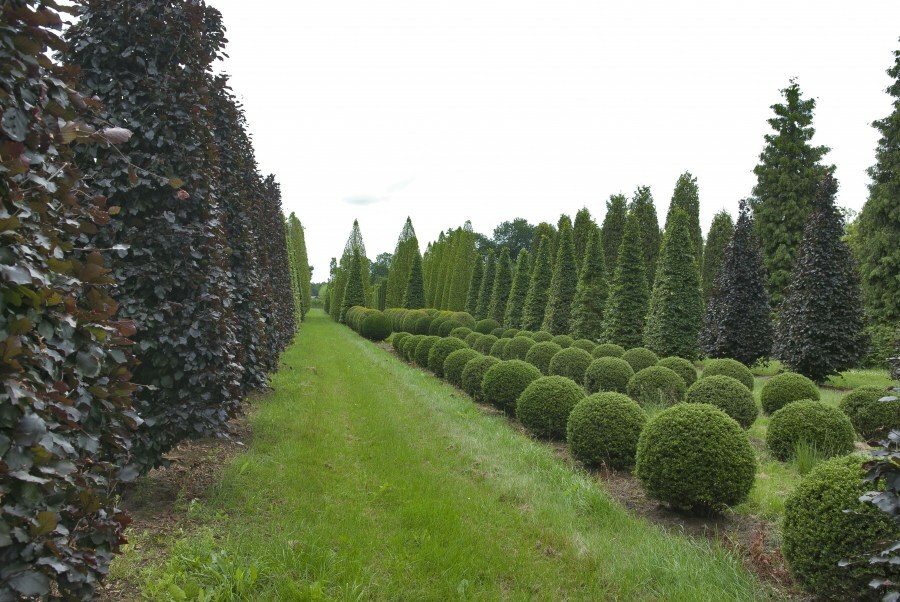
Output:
[
  {"xmin": 522, "ymin": 236, "xmax": 554, "ymax": 330},
  {"xmin": 543, "ymin": 216, "xmax": 578, "ymax": 334},
  {"xmin": 386, "ymin": 217, "xmax": 419, "ymax": 308},
  {"xmin": 601, "ymin": 194, "xmax": 628, "ymax": 277},
  {"xmin": 666, "ymin": 172, "xmax": 703, "ymax": 265},
  {"xmin": 630, "ymin": 186, "xmax": 661, "ymax": 286},
  {"xmin": 447, "ymin": 221, "xmax": 477, "ymax": 310},
  {"xmin": 465, "ymin": 253, "xmax": 484, "ymax": 315},
  {"xmin": 603, "ymin": 212, "xmax": 649, "ymax": 348},
  {"xmin": 475, "ymin": 249, "xmax": 497, "ymax": 319},
  {"xmin": 489, "ymin": 247, "xmax": 514, "ymax": 323},
  {"xmin": 531, "ymin": 222, "xmax": 557, "ymax": 262},
  {"xmin": 504, "ymin": 249, "xmax": 531, "ymax": 328},
  {"xmin": 701, "ymin": 211, "xmax": 735, "ymax": 306},
  {"xmin": 570, "ymin": 227, "xmax": 608, "ymax": 341},
  {"xmin": 403, "ymin": 250, "xmax": 426, "ymax": 309},
  {"xmin": 573, "ymin": 207, "xmax": 596, "ymax": 273},
  {"xmin": 425, "ymin": 232, "xmax": 446, "ymax": 307}
]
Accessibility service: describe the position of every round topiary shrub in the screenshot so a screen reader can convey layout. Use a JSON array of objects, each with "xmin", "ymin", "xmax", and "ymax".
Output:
[
  {"xmin": 635, "ymin": 404, "xmax": 756, "ymax": 512},
  {"xmin": 838, "ymin": 385, "xmax": 900, "ymax": 441},
  {"xmin": 428, "ymin": 337, "xmax": 469, "ymax": 377},
  {"xmin": 583, "ymin": 357, "xmax": 634, "ymax": 394},
  {"xmin": 464, "ymin": 331, "xmax": 482, "ymax": 347},
  {"xmin": 524, "ymin": 341, "xmax": 563, "ymax": 374},
  {"xmin": 391, "ymin": 332, "xmax": 410, "ymax": 353},
  {"xmin": 490, "ymin": 327, "xmax": 505, "ymax": 338},
  {"xmin": 444, "ymin": 349, "xmax": 481, "ymax": 388},
  {"xmin": 627, "ymin": 366, "xmax": 687, "ymax": 407},
  {"xmin": 489, "ymin": 338, "xmax": 509, "ymax": 359},
  {"xmin": 702, "ymin": 358, "xmax": 755, "ymax": 391},
  {"xmin": 592, "ymin": 343, "xmax": 625, "ymax": 358},
  {"xmin": 360, "ymin": 311, "xmax": 392, "ymax": 341},
  {"xmin": 621, "ymin": 347, "xmax": 659, "ymax": 373},
  {"xmin": 516, "ymin": 330, "xmax": 534, "ymax": 339},
  {"xmin": 450, "ymin": 326, "xmax": 473, "ymax": 340},
  {"xmin": 473, "ymin": 334, "xmax": 498, "ymax": 355},
  {"xmin": 567, "ymin": 392, "xmax": 648, "ymax": 469},
  {"xmin": 572, "ymin": 338, "xmax": 597, "ymax": 353},
  {"xmin": 551, "ymin": 334, "xmax": 574, "ymax": 349},
  {"xmin": 766, "ymin": 400, "xmax": 855, "ymax": 462},
  {"xmin": 482, "ymin": 360, "xmax": 542, "ymax": 414},
  {"xmin": 502, "ymin": 328, "xmax": 519, "ymax": 339},
  {"xmin": 400, "ymin": 309, "xmax": 428, "ymax": 333},
  {"xmin": 760, "ymin": 371, "xmax": 820, "ymax": 414},
  {"xmin": 782, "ymin": 455, "xmax": 900, "ymax": 601},
  {"xmin": 461, "ymin": 355, "xmax": 500, "ymax": 401},
  {"xmin": 428, "ymin": 316, "xmax": 448, "ymax": 335},
  {"xmin": 657, "ymin": 356, "xmax": 697, "ymax": 387},
  {"xmin": 438, "ymin": 320, "xmax": 462, "ymax": 337},
  {"xmin": 401, "ymin": 335, "xmax": 423, "ymax": 361},
  {"xmin": 685, "ymin": 375, "xmax": 758, "ymax": 429},
  {"xmin": 414, "ymin": 336, "xmax": 441, "ymax": 368},
  {"xmin": 532, "ymin": 331, "xmax": 553, "ymax": 342},
  {"xmin": 504, "ymin": 336, "xmax": 535, "ymax": 361},
  {"xmin": 475, "ymin": 319, "xmax": 501, "ymax": 334},
  {"xmin": 548, "ymin": 347, "xmax": 594, "ymax": 383},
  {"xmin": 414, "ymin": 316, "xmax": 433, "ymax": 335},
  {"xmin": 516, "ymin": 376, "xmax": 587, "ymax": 439},
  {"xmin": 451, "ymin": 312, "xmax": 477, "ymax": 329}
]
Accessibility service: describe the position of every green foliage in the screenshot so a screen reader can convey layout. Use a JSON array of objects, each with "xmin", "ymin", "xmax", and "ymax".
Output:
[
  {"xmin": 621, "ymin": 347, "xmax": 659, "ymax": 373},
  {"xmin": 516, "ymin": 376, "xmax": 587, "ymax": 439},
  {"xmin": 601, "ymin": 194, "xmax": 628, "ymax": 278},
  {"xmin": 489, "ymin": 338, "xmax": 510, "ymax": 359},
  {"xmin": 401, "ymin": 335, "xmax": 423, "ymax": 361},
  {"xmin": 475, "ymin": 319, "xmax": 501, "ymax": 334},
  {"xmin": 572, "ymin": 339, "xmax": 597, "ymax": 353},
  {"xmin": 760, "ymin": 371, "xmax": 820, "ymax": 414},
  {"xmin": 766, "ymin": 400, "xmax": 855, "ymax": 462},
  {"xmin": 491, "ymin": 327, "xmax": 505, "ymax": 338},
  {"xmin": 392, "ymin": 332, "xmax": 410, "ymax": 353},
  {"xmin": 386, "ymin": 218, "xmax": 418, "ymax": 308},
  {"xmin": 838, "ymin": 385, "xmax": 900, "ymax": 441},
  {"xmin": 438, "ymin": 320, "xmax": 462, "ymax": 337},
  {"xmin": 415, "ymin": 316, "xmax": 433, "ymax": 335},
  {"xmin": 414, "ymin": 336, "xmax": 441, "ymax": 368},
  {"xmin": 532, "ymin": 331, "xmax": 553, "ymax": 342},
  {"xmin": 452, "ymin": 312, "xmax": 477, "ymax": 329},
  {"xmin": 505, "ymin": 336, "xmax": 536, "ymax": 361},
  {"xmin": 530, "ymin": 221, "xmax": 557, "ymax": 259},
  {"xmin": 644, "ymin": 208, "xmax": 703, "ymax": 359},
  {"xmin": 657, "ymin": 357, "xmax": 697, "ymax": 388},
  {"xmin": 525, "ymin": 342, "xmax": 564, "ymax": 374},
  {"xmin": 685, "ymin": 376, "xmax": 758, "ymax": 429},
  {"xmin": 542, "ymin": 216, "xmax": 578, "ymax": 334},
  {"xmin": 567, "ymin": 393, "xmax": 648, "ymax": 469},
  {"xmin": 464, "ymin": 250, "xmax": 483, "ymax": 316},
  {"xmin": 492, "ymin": 218, "xmax": 537, "ymax": 259},
  {"xmin": 360, "ymin": 311, "xmax": 392, "ymax": 341},
  {"xmin": 445, "ymin": 222, "xmax": 477, "ymax": 311},
  {"xmin": 428, "ymin": 337, "xmax": 469, "ymax": 376},
  {"xmin": 635, "ymin": 404, "xmax": 756, "ymax": 512},
  {"xmin": 627, "ymin": 366, "xmax": 687, "ymax": 406},
  {"xmin": 286, "ymin": 213, "xmax": 313, "ymax": 320},
  {"xmin": 402, "ymin": 248, "xmax": 426, "ymax": 309},
  {"xmin": 702, "ymin": 358, "xmax": 755, "ymax": 392},
  {"xmin": 782, "ymin": 455, "xmax": 900, "ymax": 601},
  {"xmin": 551, "ymin": 334, "xmax": 574, "ymax": 348},
  {"xmin": 450, "ymin": 326, "xmax": 473, "ymax": 340},
  {"xmin": 521, "ymin": 236, "xmax": 553, "ymax": 331},
  {"xmin": 701, "ymin": 211, "xmax": 734, "ymax": 306},
  {"xmin": 461, "ymin": 355, "xmax": 501, "ymax": 401},
  {"xmin": 602, "ymin": 212, "xmax": 649, "ymax": 348},
  {"xmin": 774, "ymin": 174, "xmax": 866, "ymax": 382},
  {"xmin": 401, "ymin": 310, "xmax": 428, "ymax": 333},
  {"xmin": 570, "ymin": 226, "xmax": 608, "ymax": 341},
  {"xmin": 584, "ymin": 358, "xmax": 635, "ymax": 394},
  {"xmin": 666, "ymin": 172, "xmax": 703, "ymax": 267},
  {"xmin": 630, "ymin": 186, "xmax": 662, "ymax": 286},
  {"xmin": 331, "ymin": 221, "xmax": 370, "ymax": 322},
  {"xmin": 340, "ymin": 249, "xmax": 367, "ymax": 322},
  {"xmin": 751, "ymin": 79, "xmax": 833, "ymax": 305},
  {"xmin": 593, "ymin": 343, "xmax": 625, "ymax": 358},
  {"xmin": 444, "ymin": 349, "xmax": 481, "ymax": 388},
  {"xmin": 482, "ymin": 360, "xmax": 543, "ymax": 414},
  {"xmin": 548, "ymin": 347, "xmax": 594, "ymax": 383},
  {"xmin": 465, "ymin": 332, "xmax": 483, "ymax": 347},
  {"xmin": 502, "ymin": 329, "xmax": 519, "ymax": 338},
  {"xmin": 504, "ymin": 249, "xmax": 531, "ymax": 329},
  {"xmin": 475, "ymin": 250, "xmax": 497, "ymax": 320},
  {"xmin": 473, "ymin": 334, "xmax": 499, "ymax": 355},
  {"xmin": 572, "ymin": 207, "xmax": 596, "ymax": 274},
  {"xmin": 488, "ymin": 247, "xmax": 514, "ymax": 323}
]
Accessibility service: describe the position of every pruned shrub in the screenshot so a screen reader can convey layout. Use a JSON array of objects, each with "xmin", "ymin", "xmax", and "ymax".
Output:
[
  {"xmin": 451, "ymin": 311, "xmax": 477, "ymax": 329},
  {"xmin": 766, "ymin": 400, "xmax": 855, "ymax": 462},
  {"xmin": 450, "ymin": 326, "xmax": 473, "ymax": 340},
  {"xmin": 473, "ymin": 334, "xmax": 499, "ymax": 354},
  {"xmin": 516, "ymin": 376, "xmax": 587, "ymax": 439},
  {"xmin": 465, "ymin": 331, "xmax": 482, "ymax": 347},
  {"xmin": 489, "ymin": 338, "xmax": 510, "ymax": 359},
  {"xmin": 505, "ymin": 336, "xmax": 536, "ymax": 361},
  {"xmin": 360, "ymin": 311, "xmax": 392, "ymax": 341},
  {"xmin": 621, "ymin": 347, "xmax": 659, "ymax": 373},
  {"xmin": 475, "ymin": 318, "xmax": 501, "ymax": 334},
  {"xmin": 428, "ymin": 337, "xmax": 469, "ymax": 377},
  {"xmin": 685, "ymin": 375, "xmax": 758, "ymax": 429},
  {"xmin": 635, "ymin": 404, "xmax": 756, "ymax": 512},
  {"xmin": 567, "ymin": 393, "xmax": 648, "ymax": 469},
  {"xmin": 517, "ymin": 330, "xmax": 535, "ymax": 339},
  {"xmin": 491, "ymin": 327, "xmax": 505, "ymax": 338},
  {"xmin": 593, "ymin": 343, "xmax": 625, "ymax": 358},
  {"xmin": 551, "ymin": 334, "xmax": 574, "ymax": 348},
  {"xmin": 482, "ymin": 360, "xmax": 543, "ymax": 414},
  {"xmin": 525, "ymin": 341, "xmax": 563, "ymax": 374},
  {"xmin": 627, "ymin": 366, "xmax": 687, "ymax": 406},
  {"xmin": 702, "ymin": 358, "xmax": 754, "ymax": 391},
  {"xmin": 414, "ymin": 336, "xmax": 441, "ymax": 368},
  {"xmin": 657, "ymin": 356, "xmax": 697, "ymax": 387},
  {"xmin": 583, "ymin": 357, "xmax": 634, "ymax": 394},
  {"xmin": 461, "ymin": 355, "xmax": 501, "ymax": 401},
  {"xmin": 429, "ymin": 316, "xmax": 448, "ymax": 335},
  {"xmin": 391, "ymin": 332, "xmax": 410, "ymax": 353},
  {"xmin": 444, "ymin": 349, "xmax": 481, "ymax": 388},
  {"xmin": 415, "ymin": 315, "xmax": 433, "ymax": 335},
  {"xmin": 532, "ymin": 330, "xmax": 554, "ymax": 342},
  {"xmin": 760, "ymin": 371, "xmax": 820, "ymax": 414},
  {"xmin": 782, "ymin": 455, "xmax": 900, "ymax": 601},
  {"xmin": 401, "ymin": 309, "xmax": 428, "ymax": 332},
  {"xmin": 502, "ymin": 328, "xmax": 519, "ymax": 338},
  {"xmin": 548, "ymin": 347, "xmax": 594, "ymax": 383},
  {"xmin": 401, "ymin": 335, "xmax": 423, "ymax": 361},
  {"xmin": 438, "ymin": 319, "xmax": 462, "ymax": 337},
  {"xmin": 572, "ymin": 338, "xmax": 597, "ymax": 353},
  {"xmin": 838, "ymin": 385, "xmax": 900, "ymax": 441}
]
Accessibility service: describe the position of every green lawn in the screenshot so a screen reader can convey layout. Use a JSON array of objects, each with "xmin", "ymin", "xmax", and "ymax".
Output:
[{"xmin": 123, "ymin": 310, "xmax": 771, "ymax": 600}]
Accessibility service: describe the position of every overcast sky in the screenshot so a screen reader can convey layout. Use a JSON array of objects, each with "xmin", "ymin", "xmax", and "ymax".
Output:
[{"xmin": 211, "ymin": 0, "xmax": 899, "ymax": 280}]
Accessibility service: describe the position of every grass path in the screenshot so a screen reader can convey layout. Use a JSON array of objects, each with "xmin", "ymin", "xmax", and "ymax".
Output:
[{"xmin": 136, "ymin": 310, "xmax": 771, "ymax": 600}]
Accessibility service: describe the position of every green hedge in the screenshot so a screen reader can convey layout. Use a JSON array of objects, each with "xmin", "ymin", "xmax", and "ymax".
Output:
[
  {"xmin": 621, "ymin": 347, "xmax": 659, "ymax": 373},
  {"xmin": 360, "ymin": 311, "xmax": 392, "ymax": 341},
  {"xmin": 516, "ymin": 376, "xmax": 586, "ymax": 439},
  {"xmin": 475, "ymin": 318, "xmax": 501, "ymax": 334},
  {"xmin": 592, "ymin": 343, "xmax": 625, "ymax": 358},
  {"xmin": 702, "ymin": 358, "xmax": 754, "ymax": 391},
  {"xmin": 766, "ymin": 400, "xmax": 855, "ymax": 462},
  {"xmin": 473, "ymin": 334, "xmax": 499, "ymax": 354},
  {"xmin": 461, "ymin": 355, "xmax": 501, "ymax": 401},
  {"xmin": 502, "ymin": 328, "xmax": 520, "ymax": 338},
  {"xmin": 551, "ymin": 334, "xmax": 574, "ymax": 348},
  {"xmin": 567, "ymin": 393, "xmax": 647, "ymax": 469},
  {"xmin": 685, "ymin": 375, "xmax": 758, "ymax": 429},
  {"xmin": 548, "ymin": 347, "xmax": 594, "ymax": 383},
  {"xmin": 583, "ymin": 357, "xmax": 634, "ymax": 394},
  {"xmin": 444, "ymin": 349, "xmax": 481, "ymax": 388},
  {"xmin": 532, "ymin": 330, "xmax": 553, "ymax": 342},
  {"xmin": 391, "ymin": 332, "xmax": 410, "ymax": 353},
  {"xmin": 482, "ymin": 360, "xmax": 542, "ymax": 414},
  {"xmin": 838, "ymin": 385, "xmax": 900, "ymax": 441},
  {"xmin": 489, "ymin": 338, "xmax": 510, "ymax": 359},
  {"xmin": 657, "ymin": 356, "xmax": 697, "ymax": 387},
  {"xmin": 760, "ymin": 371, "xmax": 820, "ymax": 414},
  {"xmin": 524, "ymin": 341, "xmax": 563, "ymax": 374},
  {"xmin": 627, "ymin": 366, "xmax": 686, "ymax": 407},
  {"xmin": 450, "ymin": 326, "xmax": 473, "ymax": 340},
  {"xmin": 428, "ymin": 337, "xmax": 469, "ymax": 377},
  {"xmin": 414, "ymin": 336, "xmax": 441, "ymax": 368},
  {"xmin": 572, "ymin": 338, "xmax": 597, "ymax": 353},
  {"xmin": 505, "ymin": 336, "xmax": 536, "ymax": 361}
]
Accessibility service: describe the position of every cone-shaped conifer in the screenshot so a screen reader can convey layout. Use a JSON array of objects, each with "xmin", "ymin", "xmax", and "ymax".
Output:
[
  {"xmin": 701, "ymin": 211, "xmax": 734, "ymax": 306},
  {"xmin": 666, "ymin": 172, "xmax": 703, "ymax": 266},
  {"xmin": 403, "ymin": 250, "xmax": 426, "ymax": 309},
  {"xmin": 570, "ymin": 227, "xmax": 608, "ymax": 341},
  {"xmin": 543, "ymin": 216, "xmax": 578, "ymax": 334},
  {"xmin": 465, "ymin": 253, "xmax": 483, "ymax": 315},
  {"xmin": 601, "ymin": 194, "xmax": 628, "ymax": 278},
  {"xmin": 522, "ymin": 236, "xmax": 553, "ymax": 331},
  {"xmin": 489, "ymin": 247, "xmax": 514, "ymax": 323},
  {"xmin": 504, "ymin": 249, "xmax": 531, "ymax": 328},
  {"xmin": 602, "ymin": 212, "xmax": 649, "ymax": 348},
  {"xmin": 475, "ymin": 250, "xmax": 497, "ymax": 320},
  {"xmin": 630, "ymin": 186, "xmax": 661, "ymax": 285}
]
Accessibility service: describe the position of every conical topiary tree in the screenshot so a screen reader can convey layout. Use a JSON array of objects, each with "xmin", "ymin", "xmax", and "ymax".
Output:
[
  {"xmin": 447, "ymin": 221, "xmax": 477, "ymax": 310},
  {"xmin": 522, "ymin": 236, "xmax": 553, "ymax": 331},
  {"xmin": 340, "ymin": 249, "xmax": 367, "ymax": 322},
  {"xmin": 666, "ymin": 171, "xmax": 703, "ymax": 266},
  {"xmin": 475, "ymin": 249, "xmax": 497, "ymax": 319},
  {"xmin": 403, "ymin": 249, "xmax": 426, "ymax": 309},
  {"xmin": 570, "ymin": 227, "xmax": 608, "ymax": 341},
  {"xmin": 465, "ymin": 252, "xmax": 483, "ymax": 315},
  {"xmin": 386, "ymin": 217, "xmax": 418, "ymax": 308},
  {"xmin": 425, "ymin": 231, "xmax": 446, "ymax": 307},
  {"xmin": 531, "ymin": 222, "xmax": 557, "ymax": 262},
  {"xmin": 774, "ymin": 174, "xmax": 866, "ymax": 381},
  {"xmin": 644, "ymin": 208, "xmax": 703, "ymax": 359},
  {"xmin": 701, "ymin": 210, "xmax": 735, "ymax": 306},
  {"xmin": 630, "ymin": 186, "xmax": 662, "ymax": 285},
  {"xmin": 602, "ymin": 212, "xmax": 649, "ymax": 348},
  {"xmin": 504, "ymin": 249, "xmax": 531, "ymax": 328},
  {"xmin": 489, "ymin": 247, "xmax": 514, "ymax": 323},
  {"xmin": 543, "ymin": 216, "xmax": 578, "ymax": 334},
  {"xmin": 573, "ymin": 207, "xmax": 596, "ymax": 274},
  {"xmin": 602, "ymin": 194, "xmax": 628, "ymax": 278},
  {"xmin": 702, "ymin": 201, "xmax": 773, "ymax": 366}
]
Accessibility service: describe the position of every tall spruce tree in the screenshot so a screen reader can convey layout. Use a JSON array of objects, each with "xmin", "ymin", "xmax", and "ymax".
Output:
[
  {"xmin": 504, "ymin": 249, "xmax": 531, "ymax": 328},
  {"xmin": 752, "ymin": 79, "xmax": 833, "ymax": 306},
  {"xmin": 570, "ymin": 227, "xmax": 608, "ymax": 341},
  {"xmin": 465, "ymin": 253, "xmax": 484, "ymax": 315},
  {"xmin": 403, "ymin": 250, "xmax": 426, "ymax": 309},
  {"xmin": 644, "ymin": 208, "xmax": 704, "ymax": 359},
  {"xmin": 666, "ymin": 171, "xmax": 703, "ymax": 266},
  {"xmin": 543, "ymin": 216, "xmax": 579, "ymax": 334},
  {"xmin": 572, "ymin": 207, "xmax": 596, "ymax": 273},
  {"xmin": 522, "ymin": 236, "xmax": 554, "ymax": 330},
  {"xmin": 475, "ymin": 249, "xmax": 497, "ymax": 319},
  {"xmin": 630, "ymin": 186, "xmax": 662, "ymax": 285},
  {"xmin": 701, "ymin": 211, "xmax": 735, "ymax": 306},
  {"xmin": 488, "ymin": 247, "xmax": 514, "ymax": 323},
  {"xmin": 774, "ymin": 175, "xmax": 866, "ymax": 381},
  {"xmin": 340, "ymin": 249, "xmax": 367, "ymax": 321},
  {"xmin": 385, "ymin": 217, "xmax": 419, "ymax": 308},
  {"xmin": 702, "ymin": 201, "xmax": 773, "ymax": 366},
  {"xmin": 601, "ymin": 194, "xmax": 628, "ymax": 277},
  {"xmin": 602, "ymin": 212, "xmax": 649, "ymax": 348}
]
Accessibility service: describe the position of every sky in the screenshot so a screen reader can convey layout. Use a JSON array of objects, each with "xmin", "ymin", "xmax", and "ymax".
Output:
[{"xmin": 210, "ymin": 0, "xmax": 900, "ymax": 280}]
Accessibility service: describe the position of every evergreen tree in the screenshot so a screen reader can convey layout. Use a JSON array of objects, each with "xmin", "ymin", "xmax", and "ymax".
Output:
[
  {"xmin": 644, "ymin": 208, "xmax": 704, "ymax": 359},
  {"xmin": 543, "ymin": 215, "xmax": 578, "ymax": 334},
  {"xmin": 493, "ymin": 218, "xmax": 536, "ymax": 258},
  {"xmin": 630, "ymin": 186, "xmax": 661, "ymax": 286},
  {"xmin": 403, "ymin": 250, "xmax": 426, "ymax": 309},
  {"xmin": 385, "ymin": 217, "xmax": 419, "ymax": 308},
  {"xmin": 425, "ymin": 232, "xmax": 446, "ymax": 306},
  {"xmin": 572, "ymin": 207, "xmax": 596, "ymax": 273},
  {"xmin": 286, "ymin": 213, "xmax": 312, "ymax": 320},
  {"xmin": 447, "ymin": 221, "xmax": 477, "ymax": 310},
  {"xmin": 475, "ymin": 249, "xmax": 497, "ymax": 319},
  {"xmin": 331, "ymin": 220, "xmax": 369, "ymax": 322},
  {"xmin": 666, "ymin": 171, "xmax": 703, "ymax": 266},
  {"xmin": 531, "ymin": 222, "xmax": 557, "ymax": 261},
  {"xmin": 701, "ymin": 211, "xmax": 735, "ymax": 306},
  {"xmin": 774, "ymin": 175, "xmax": 866, "ymax": 382},
  {"xmin": 602, "ymin": 212, "xmax": 649, "ymax": 348},
  {"xmin": 504, "ymin": 249, "xmax": 531, "ymax": 328},
  {"xmin": 752, "ymin": 79, "xmax": 833, "ymax": 306},
  {"xmin": 570, "ymin": 227, "xmax": 608, "ymax": 341},
  {"xmin": 340, "ymin": 249, "xmax": 367, "ymax": 321},
  {"xmin": 488, "ymin": 247, "xmax": 514, "ymax": 323},
  {"xmin": 465, "ymin": 253, "xmax": 484, "ymax": 315},
  {"xmin": 435, "ymin": 228, "xmax": 458, "ymax": 309},
  {"xmin": 522, "ymin": 236, "xmax": 554, "ymax": 330},
  {"xmin": 601, "ymin": 194, "xmax": 628, "ymax": 277},
  {"xmin": 702, "ymin": 201, "xmax": 773, "ymax": 366}
]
